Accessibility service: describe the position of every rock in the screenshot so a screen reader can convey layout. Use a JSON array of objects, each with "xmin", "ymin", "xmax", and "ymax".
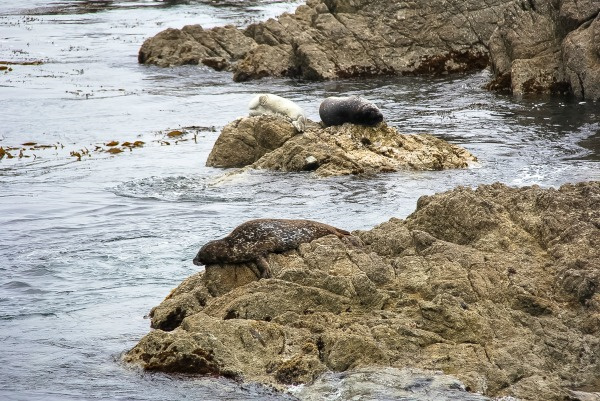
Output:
[
  {"xmin": 138, "ymin": 24, "xmax": 257, "ymax": 68},
  {"xmin": 289, "ymin": 366, "xmax": 493, "ymax": 401},
  {"xmin": 487, "ymin": 0, "xmax": 600, "ymax": 99},
  {"xmin": 124, "ymin": 181, "xmax": 600, "ymax": 401},
  {"xmin": 206, "ymin": 116, "xmax": 477, "ymax": 176},
  {"xmin": 138, "ymin": 0, "xmax": 599, "ymax": 98},
  {"xmin": 562, "ymin": 14, "xmax": 600, "ymax": 100},
  {"xmin": 138, "ymin": 0, "xmax": 513, "ymax": 80},
  {"xmin": 568, "ymin": 390, "xmax": 600, "ymax": 401},
  {"xmin": 206, "ymin": 116, "xmax": 298, "ymax": 168}
]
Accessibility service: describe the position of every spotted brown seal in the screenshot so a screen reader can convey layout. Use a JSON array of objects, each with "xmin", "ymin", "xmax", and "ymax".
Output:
[
  {"xmin": 319, "ymin": 96, "xmax": 383, "ymax": 127},
  {"xmin": 193, "ymin": 219, "xmax": 356, "ymax": 278}
]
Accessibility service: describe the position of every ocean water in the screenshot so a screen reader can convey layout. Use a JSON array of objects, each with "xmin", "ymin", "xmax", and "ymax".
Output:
[{"xmin": 0, "ymin": 1, "xmax": 598, "ymax": 400}]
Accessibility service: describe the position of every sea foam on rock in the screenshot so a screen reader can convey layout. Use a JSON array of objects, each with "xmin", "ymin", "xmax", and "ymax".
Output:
[
  {"xmin": 205, "ymin": 115, "xmax": 477, "ymax": 177},
  {"xmin": 124, "ymin": 181, "xmax": 600, "ymax": 401}
]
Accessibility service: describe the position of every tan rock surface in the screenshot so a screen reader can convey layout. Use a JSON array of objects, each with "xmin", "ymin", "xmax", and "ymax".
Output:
[
  {"xmin": 206, "ymin": 116, "xmax": 477, "ymax": 177},
  {"xmin": 206, "ymin": 116, "xmax": 298, "ymax": 168},
  {"xmin": 125, "ymin": 181, "xmax": 600, "ymax": 400}
]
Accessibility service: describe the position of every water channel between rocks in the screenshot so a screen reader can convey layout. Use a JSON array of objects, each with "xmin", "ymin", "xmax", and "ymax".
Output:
[{"xmin": 0, "ymin": 1, "xmax": 598, "ymax": 400}]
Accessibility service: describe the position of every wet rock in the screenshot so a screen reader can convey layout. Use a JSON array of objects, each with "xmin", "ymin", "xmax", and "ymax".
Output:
[
  {"xmin": 487, "ymin": 0, "xmax": 600, "ymax": 99},
  {"xmin": 206, "ymin": 116, "xmax": 477, "ymax": 176},
  {"xmin": 289, "ymin": 366, "xmax": 493, "ymax": 401},
  {"xmin": 124, "ymin": 181, "xmax": 600, "ymax": 401},
  {"xmin": 138, "ymin": 0, "xmax": 512, "ymax": 80}
]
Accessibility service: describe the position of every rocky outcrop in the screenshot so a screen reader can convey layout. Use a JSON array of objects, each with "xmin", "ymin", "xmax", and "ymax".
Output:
[
  {"xmin": 206, "ymin": 116, "xmax": 477, "ymax": 176},
  {"xmin": 487, "ymin": 0, "xmax": 600, "ymax": 100},
  {"xmin": 138, "ymin": 0, "xmax": 512, "ymax": 80},
  {"xmin": 138, "ymin": 0, "xmax": 600, "ymax": 99},
  {"xmin": 205, "ymin": 115, "xmax": 298, "ymax": 168},
  {"xmin": 124, "ymin": 181, "xmax": 600, "ymax": 401}
]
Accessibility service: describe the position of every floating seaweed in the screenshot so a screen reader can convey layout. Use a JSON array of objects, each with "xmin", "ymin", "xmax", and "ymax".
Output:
[
  {"xmin": 1, "ymin": 126, "xmax": 206, "ymax": 164},
  {"xmin": 0, "ymin": 60, "xmax": 44, "ymax": 65},
  {"xmin": 166, "ymin": 130, "xmax": 184, "ymax": 138},
  {"xmin": 70, "ymin": 151, "xmax": 82, "ymax": 161}
]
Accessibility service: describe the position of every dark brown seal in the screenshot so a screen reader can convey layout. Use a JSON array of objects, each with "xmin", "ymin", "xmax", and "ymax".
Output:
[
  {"xmin": 193, "ymin": 219, "xmax": 356, "ymax": 278},
  {"xmin": 319, "ymin": 96, "xmax": 384, "ymax": 127}
]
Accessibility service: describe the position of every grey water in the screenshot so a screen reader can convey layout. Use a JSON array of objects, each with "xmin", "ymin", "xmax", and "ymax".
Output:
[{"xmin": 0, "ymin": 1, "xmax": 598, "ymax": 400}]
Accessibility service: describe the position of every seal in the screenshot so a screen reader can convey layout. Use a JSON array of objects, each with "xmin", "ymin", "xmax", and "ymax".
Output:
[
  {"xmin": 319, "ymin": 96, "xmax": 383, "ymax": 127},
  {"xmin": 248, "ymin": 94, "xmax": 307, "ymax": 132},
  {"xmin": 193, "ymin": 219, "xmax": 355, "ymax": 278}
]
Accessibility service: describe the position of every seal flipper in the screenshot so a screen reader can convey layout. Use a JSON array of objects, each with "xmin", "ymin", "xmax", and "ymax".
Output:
[
  {"xmin": 256, "ymin": 254, "xmax": 272, "ymax": 279},
  {"xmin": 292, "ymin": 115, "xmax": 306, "ymax": 133},
  {"xmin": 332, "ymin": 228, "xmax": 363, "ymax": 247},
  {"xmin": 342, "ymin": 234, "xmax": 363, "ymax": 247}
]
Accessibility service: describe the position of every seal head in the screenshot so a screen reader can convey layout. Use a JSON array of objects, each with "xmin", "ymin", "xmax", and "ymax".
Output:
[{"xmin": 193, "ymin": 240, "xmax": 231, "ymax": 266}]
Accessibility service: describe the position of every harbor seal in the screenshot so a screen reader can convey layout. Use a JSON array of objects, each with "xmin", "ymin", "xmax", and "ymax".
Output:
[
  {"xmin": 319, "ymin": 96, "xmax": 383, "ymax": 127},
  {"xmin": 248, "ymin": 94, "xmax": 307, "ymax": 132},
  {"xmin": 193, "ymin": 219, "xmax": 355, "ymax": 278}
]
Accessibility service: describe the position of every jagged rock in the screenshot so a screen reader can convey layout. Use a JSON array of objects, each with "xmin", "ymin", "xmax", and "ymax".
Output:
[
  {"xmin": 138, "ymin": 0, "xmax": 599, "ymax": 98},
  {"xmin": 138, "ymin": 24, "xmax": 257, "ymax": 68},
  {"xmin": 562, "ymin": 14, "xmax": 600, "ymax": 100},
  {"xmin": 138, "ymin": 0, "xmax": 512, "ymax": 80},
  {"xmin": 487, "ymin": 0, "xmax": 600, "ymax": 99},
  {"xmin": 125, "ymin": 181, "xmax": 600, "ymax": 401},
  {"xmin": 206, "ymin": 116, "xmax": 477, "ymax": 176}
]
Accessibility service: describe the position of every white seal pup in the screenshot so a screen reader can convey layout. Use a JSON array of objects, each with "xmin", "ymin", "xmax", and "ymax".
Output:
[
  {"xmin": 248, "ymin": 94, "xmax": 307, "ymax": 132},
  {"xmin": 319, "ymin": 96, "xmax": 383, "ymax": 127}
]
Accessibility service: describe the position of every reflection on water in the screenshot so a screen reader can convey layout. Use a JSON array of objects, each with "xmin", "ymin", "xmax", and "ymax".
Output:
[{"xmin": 0, "ymin": 1, "xmax": 599, "ymax": 400}]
